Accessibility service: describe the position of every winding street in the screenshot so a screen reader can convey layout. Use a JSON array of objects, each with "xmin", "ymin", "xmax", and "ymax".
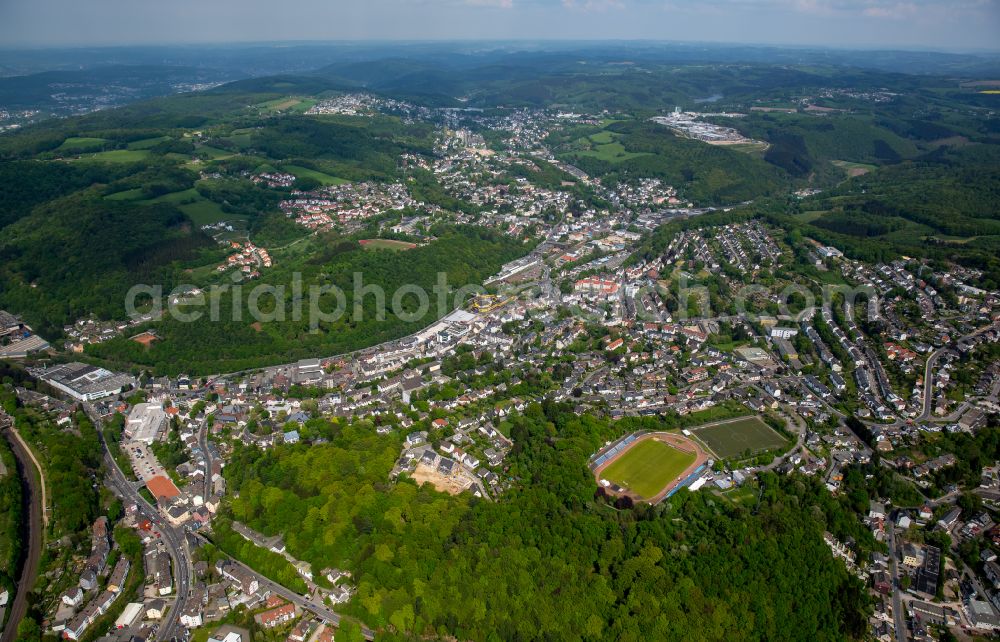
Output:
[{"xmin": 191, "ymin": 533, "xmax": 375, "ymax": 641}]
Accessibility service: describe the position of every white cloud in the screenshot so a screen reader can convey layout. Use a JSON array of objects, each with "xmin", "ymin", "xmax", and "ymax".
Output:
[
  {"xmin": 464, "ymin": 0, "xmax": 514, "ymax": 7},
  {"xmin": 562, "ymin": 0, "xmax": 626, "ymax": 11},
  {"xmin": 862, "ymin": 2, "xmax": 918, "ymax": 17}
]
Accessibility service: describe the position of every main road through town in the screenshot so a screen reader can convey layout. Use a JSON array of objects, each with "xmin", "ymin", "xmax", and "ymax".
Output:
[{"xmin": 86, "ymin": 403, "xmax": 192, "ymax": 642}]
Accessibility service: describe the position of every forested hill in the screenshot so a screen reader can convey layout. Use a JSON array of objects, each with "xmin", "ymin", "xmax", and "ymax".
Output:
[
  {"xmin": 87, "ymin": 226, "xmax": 527, "ymax": 375},
  {"xmin": 789, "ymin": 144, "xmax": 1000, "ymax": 289},
  {"xmin": 222, "ymin": 403, "xmax": 870, "ymax": 641}
]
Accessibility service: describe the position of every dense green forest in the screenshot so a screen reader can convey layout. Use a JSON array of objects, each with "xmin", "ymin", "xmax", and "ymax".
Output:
[
  {"xmin": 724, "ymin": 112, "xmax": 920, "ymax": 177},
  {"xmin": 807, "ymin": 144, "xmax": 1000, "ymax": 238},
  {"xmin": 792, "ymin": 144, "xmax": 1000, "ymax": 287},
  {"xmin": 0, "ymin": 191, "xmax": 215, "ymax": 337},
  {"xmin": 223, "ymin": 403, "xmax": 870, "ymax": 641},
  {"xmin": 553, "ymin": 119, "xmax": 788, "ymax": 204},
  {"xmin": 0, "ymin": 161, "xmax": 136, "ymax": 229},
  {"xmin": 0, "ymin": 368, "xmax": 112, "ymax": 642},
  {"xmin": 0, "ymin": 436, "xmax": 23, "ymax": 600},
  {"xmin": 0, "ymin": 387, "xmax": 102, "ymax": 538},
  {"xmin": 87, "ymin": 225, "xmax": 527, "ymax": 374},
  {"xmin": 249, "ymin": 116, "xmax": 431, "ymax": 181}
]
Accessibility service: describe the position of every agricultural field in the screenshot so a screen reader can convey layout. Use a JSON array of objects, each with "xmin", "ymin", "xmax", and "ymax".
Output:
[
  {"xmin": 598, "ymin": 437, "xmax": 695, "ymax": 500},
  {"xmin": 690, "ymin": 416, "xmax": 787, "ymax": 459},
  {"xmin": 725, "ymin": 140, "xmax": 770, "ymax": 155}
]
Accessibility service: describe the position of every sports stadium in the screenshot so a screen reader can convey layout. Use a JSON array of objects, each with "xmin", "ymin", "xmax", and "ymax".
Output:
[{"xmin": 590, "ymin": 431, "xmax": 710, "ymax": 505}]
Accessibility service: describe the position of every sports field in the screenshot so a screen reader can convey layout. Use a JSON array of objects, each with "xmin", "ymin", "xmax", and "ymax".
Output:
[
  {"xmin": 690, "ymin": 416, "xmax": 787, "ymax": 459},
  {"xmin": 599, "ymin": 438, "xmax": 696, "ymax": 500}
]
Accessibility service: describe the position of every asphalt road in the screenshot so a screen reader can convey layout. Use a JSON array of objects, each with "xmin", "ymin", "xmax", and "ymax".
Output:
[
  {"xmin": 191, "ymin": 533, "xmax": 375, "ymax": 641},
  {"xmin": 918, "ymin": 346, "xmax": 949, "ymax": 422},
  {"xmin": 886, "ymin": 525, "xmax": 908, "ymax": 642},
  {"xmin": 918, "ymin": 321, "xmax": 999, "ymax": 422},
  {"xmin": 1, "ymin": 422, "xmax": 43, "ymax": 642},
  {"xmin": 88, "ymin": 404, "xmax": 191, "ymax": 642}
]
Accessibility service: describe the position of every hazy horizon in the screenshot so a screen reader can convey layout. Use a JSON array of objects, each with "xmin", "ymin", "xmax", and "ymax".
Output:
[
  {"xmin": 1, "ymin": 38, "xmax": 999, "ymax": 56},
  {"xmin": 2, "ymin": 0, "xmax": 998, "ymax": 52}
]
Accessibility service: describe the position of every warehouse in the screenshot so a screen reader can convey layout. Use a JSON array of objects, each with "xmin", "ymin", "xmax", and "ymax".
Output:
[{"xmin": 36, "ymin": 362, "xmax": 135, "ymax": 402}]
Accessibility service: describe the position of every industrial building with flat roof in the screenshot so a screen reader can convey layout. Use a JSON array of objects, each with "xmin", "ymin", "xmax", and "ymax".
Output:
[
  {"xmin": 36, "ymin": 362, "xmax": 134, "ymax": 402},
  {"xmin": 126, "ymin": 403, "xmax": 167, "ymax": 444},
  {"xmin": 0, "ymin": 334, "xmax": 50, "ymax": 359}
]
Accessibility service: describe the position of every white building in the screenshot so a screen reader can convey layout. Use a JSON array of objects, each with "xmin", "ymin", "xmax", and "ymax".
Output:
[{"xmin": 126, "ymin": 403, "xmax": 167, "ymax": 444}]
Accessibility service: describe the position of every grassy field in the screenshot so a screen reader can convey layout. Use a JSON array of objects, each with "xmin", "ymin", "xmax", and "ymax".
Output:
[
  {"xmin": 57, "ymin": 136, "xmax": 107, "ymax": 152},
  {"xmin": 144, "ymin": 187, "xmax": 201, "ymax": 204},
  {"xmin": 691, "ymin": 416, "xmax": 787, "ymax": 459},
  {"xmin": 600, "ymin": 438, "xmax": 695, "ymax": 500},
  {"xmin": 127, "ymin": 136, "xmax": 171, "ymax": 150},
  {"xmin": 78, "ymin": 149, "xmax": 150, "ymax": 163},
  {"xmin": 725, "ymin": 141, "xmax": 770, "ymax": 155},
  {"xmin": 178, "ymin": 200, "xmax": 231, "ymax": 226},
  {"xmin": 223, "ymin": 130, "xmax": 255, "ymax": 149},
  {"xmin": 104, "ymin": 187, "xmax": 145, "ymax": 201},
  {"xmin": 259, "ymin": 97, "xmax": 303, "ymax": 111},
  {"xmin": 360, "ymin": 238, "xmax": 417, "ymax": 251},
  {"xmin": 573, "ymin": 141, "xmax": 650, "ymax": 163},
  {"xmin": 795, "ymin": 210, "xmax": 827, "ymax": 223},
  {"xmin": 564, "ymin": 128, "xmax": 651, "ymax": 164},
  {"xmin": 284, "ymin": 164, "xmax": 349, "ymax": 186},
  {"xmin": 197, "ymin": 146, "xmax": 235, "ymax": 160},
  {"xmin": 569, "ymin": 130, "xmax": 650, "ymax": 163},
  {"xmin": 138, "ymin": 188, "xmax": 235, "ymax": 225},
  {"xmin": 589, "ymin": 130, "xmax": 616, "ymax": 144},
  {"xmin": 255, "ymin": 96, "xmax": 318, "ymax": 114},
  {"xmin": 831, "ymin": 160, "xmax": 878, "ymax": 177}
]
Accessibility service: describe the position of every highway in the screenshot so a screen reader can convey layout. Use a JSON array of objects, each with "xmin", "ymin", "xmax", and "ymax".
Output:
[
  {"xmin": 86, "ymin": 404, "xmax": 192, "ymax": 642},
  {"xmin": 0, "ymin": 416, "xmax": 43, "ymax": 642}
]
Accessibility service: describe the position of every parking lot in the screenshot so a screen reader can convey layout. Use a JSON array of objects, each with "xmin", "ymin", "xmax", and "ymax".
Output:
[{"xmin": 126, "ymin": 441, "xmax": 169, "ymax": 483}]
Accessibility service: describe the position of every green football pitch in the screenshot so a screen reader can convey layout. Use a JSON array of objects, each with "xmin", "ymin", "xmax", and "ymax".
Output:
[
  {"xmin": 691, "ymin": 416, "xmax": 787, "ymax": 459},
  {"xmin": 600, "ymin": 438, "xmax": 695, "ymax": 500}
]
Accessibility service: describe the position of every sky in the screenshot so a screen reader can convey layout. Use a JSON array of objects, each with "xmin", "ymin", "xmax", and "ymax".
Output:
[{"xmin": 0, "ymin": 0, "xmax": 998, "ymax": 51}]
